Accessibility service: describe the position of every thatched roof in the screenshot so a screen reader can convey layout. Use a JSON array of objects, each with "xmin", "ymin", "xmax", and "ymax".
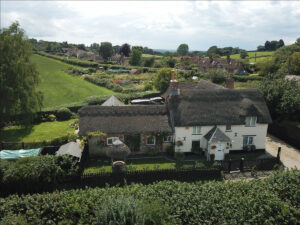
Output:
[
  {"xmin": 168, "ymin": 89, "xmax": 272, "ymax": 127},
  {"xmin": 79, "ymin": 105, "xmax": 172, "ymax": 136},
  {"xmin": 204, "ymin": 127, "xmax": 231, "ymax": 143},
  {"xmin": 101, "ymin": 96, "xmax": 125, "ymax": 106}
]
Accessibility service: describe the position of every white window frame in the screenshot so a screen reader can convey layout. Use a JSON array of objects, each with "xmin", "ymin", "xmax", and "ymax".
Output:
[
  {"xmin": 107, "ymin": 137, "xmax": 119, "ymax": 145},
  {"xmin": 192, "ymin": 126, "xmax": 201, "ymax": 135},
  {"xmin": 163, "ymin": 135, "xmax": 173, "ymax": 143},
  {"xmin": 243, "ymin": 136, "xmax": 254, "ymax": 146},
  {"xmin": 225, "ymin": 124, "xmax": 232, "ymax": 131},
  {"xmin": 146, "ymin": 135, "xmax": 156, "ymax": 146},
  {"xmin": 245, "ymin": 116, "xmax": 257, "ymax": 127}
]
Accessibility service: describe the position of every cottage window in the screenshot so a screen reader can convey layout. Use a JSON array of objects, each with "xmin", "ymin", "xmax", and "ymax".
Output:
[
  {"xmin": 163, "ymin": 136, "xmax": 173, "ymax": 143},
  {"xmin": 192, "ymin": 126, "xmax": 201, "ymax": 135},
  {"xmin": 107, "ymin": 137, "xmax": 119, "ymax": 145},
  {"xmin": 225, "ymin": 124, "xmax": 231, "ymax": 131},
  {"xmin": 146, "ymin": 135, "xmax": 156, "ymax": 145},
  {"xmin": 243, "ymin": 136, "xmax": 254, "ymax": 146},
  {"xmin": 245, "ymin": 116, "xmax": 257, "ymax": 126}
]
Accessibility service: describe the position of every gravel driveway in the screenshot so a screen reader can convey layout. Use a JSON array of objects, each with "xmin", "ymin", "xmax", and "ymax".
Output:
[{"xmin": 266, "ymin": 134, "xmax": 300, "ymax": 169}]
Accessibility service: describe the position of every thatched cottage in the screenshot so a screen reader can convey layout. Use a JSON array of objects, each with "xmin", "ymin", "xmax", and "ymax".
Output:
[{"xmin": 79, "ymin": 78, "xmax": 272, "ymax": 160}]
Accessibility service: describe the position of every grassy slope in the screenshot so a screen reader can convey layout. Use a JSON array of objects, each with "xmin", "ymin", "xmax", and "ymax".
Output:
[
  {"xmin": 32, "ymin": 54, "xmax": 114, "ymax": 109},
  {"xmin": 221, "ymin": 51, "xmax": 275, "ymax": 62},
  {"xmin": 0, "ymin": 119, "xmax": 76, "ymax": 142}
]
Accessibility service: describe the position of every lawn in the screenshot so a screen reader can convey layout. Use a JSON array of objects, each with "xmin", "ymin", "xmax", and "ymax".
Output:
[
  {"xmin": 0, "ymin": 119, "xmax": 76, "ymax": 143},
  {"xmin": 234, "ymin": 80, "xmax": 261, "ymax": 89},
  {"xmin": 83, "ymin": 157, "xmax": 208, "ymax": 174},
  {"xmin": 32, "ymin": 54, "xmax": 115, "ymax": 109}
]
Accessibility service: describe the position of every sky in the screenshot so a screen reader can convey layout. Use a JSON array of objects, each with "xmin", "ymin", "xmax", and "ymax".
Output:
[{"xmin": 1, "ymin": 0, "xmax": 300, "ymax": 51}]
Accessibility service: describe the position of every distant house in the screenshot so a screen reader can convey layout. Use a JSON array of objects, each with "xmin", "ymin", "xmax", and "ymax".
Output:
[
  {"xmin": 198, "ymin": 56, "xmax": 246, "ymax": 74},
  {"xmin": 79, "ymin": 77, "xmax": 272, "ymax": 160}
]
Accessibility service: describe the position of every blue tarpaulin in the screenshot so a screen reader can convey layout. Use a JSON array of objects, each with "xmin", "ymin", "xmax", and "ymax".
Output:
[{"xmin": 0, "ymin": 148, "xmax": 42, "ymax": 160}]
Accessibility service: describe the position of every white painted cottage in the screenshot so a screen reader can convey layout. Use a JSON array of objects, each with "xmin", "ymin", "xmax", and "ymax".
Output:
[{"xmin": 166, "ymin": 80, "xmax": 272, "ymax": 160}]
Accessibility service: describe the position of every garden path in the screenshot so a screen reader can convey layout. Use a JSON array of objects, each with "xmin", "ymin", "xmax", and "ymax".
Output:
[{"xmin": 265, "ymin": 134, "xmax": 300, "ymax": 169}]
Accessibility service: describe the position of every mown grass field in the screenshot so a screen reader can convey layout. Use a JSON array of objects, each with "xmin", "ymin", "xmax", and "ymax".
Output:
[
  {"xmin": 222, "ymin": 51, "xmax": 275, "ymax": 63},
  {"xmin": 32, "ymin": 54, "xmax": 114, "ymax": 109},
  {"xmin": 0, "ymin": 119, "xmax": 76, "ymax": 143}
]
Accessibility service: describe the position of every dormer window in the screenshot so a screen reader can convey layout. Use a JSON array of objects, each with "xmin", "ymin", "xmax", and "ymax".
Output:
[{"xmin": 245, "ymin": 116, "xmax": 257, "ymax": 127}]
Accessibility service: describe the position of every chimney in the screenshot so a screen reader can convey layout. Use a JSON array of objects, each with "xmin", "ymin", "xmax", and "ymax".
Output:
[
  {"xmin": 227, "ymin": 55, "xmax": 231, "ymax": 64},
  {"xmin": 226, "ymin": 76, "xmax": 234, "ymax": 89},
  {"xmin": 169, "ymin": 70, "xmax": 179, "ymax": 95}
]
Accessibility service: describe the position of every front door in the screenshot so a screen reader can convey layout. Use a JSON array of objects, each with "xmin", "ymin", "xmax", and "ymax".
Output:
[{"xmin": 214, "ymin": 142, "xmax": 225, "ymax": 160}]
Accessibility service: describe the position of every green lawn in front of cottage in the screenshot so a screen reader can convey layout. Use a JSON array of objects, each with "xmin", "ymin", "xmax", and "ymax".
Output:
[
  {"xmin": 0, "ymin": 119, "xmax": 76, "ymax": 143},
  {"xmin": 83, "ymin": 157, "xmax": 208, "ymax": 174}
]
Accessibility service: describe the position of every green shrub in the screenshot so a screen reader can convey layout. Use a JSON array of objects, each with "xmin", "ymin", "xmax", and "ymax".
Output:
[
  {"xmin": 143, "ymin": 83, "xmax": 153, "ymax": 91},
  {"xmin": 56, "ymin": 108, "xmax": 73, "ymax": 121},
  {"xmin": 0, "ymin": 155, "xmax": 78, "ymax": 194},
  {"xmin": 0, "ymin": 170, "xmax": 299, "ymax": 224}
]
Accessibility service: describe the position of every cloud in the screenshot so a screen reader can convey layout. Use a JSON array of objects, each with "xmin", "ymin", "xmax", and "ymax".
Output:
[{"xmin": 1, "ymin": 1, "xmax": 300, "ymax": 50}]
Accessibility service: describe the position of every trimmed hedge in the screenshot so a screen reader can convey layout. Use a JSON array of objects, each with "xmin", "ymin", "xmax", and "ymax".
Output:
[
  {"xmin": 0, "ymin": 170, "xmax": 299, "ymax": 224},
  {"xmin": 232, "ymin": 74, "xmax": 263, "ymax": 82},
  {"xmin": 0, "ymin": 155, "xmax": 79, "ymax": 196}
]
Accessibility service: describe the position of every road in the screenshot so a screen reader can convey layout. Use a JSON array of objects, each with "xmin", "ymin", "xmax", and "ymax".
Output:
[{"xmin": 266, "ymin": 134, "xmax": 300, "ymax": 169}]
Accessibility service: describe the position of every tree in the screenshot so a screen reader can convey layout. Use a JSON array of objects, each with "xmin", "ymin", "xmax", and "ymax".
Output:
[
  {"xmin": 90, "ymin": 43, "xmax": 100, "ymax": 52},
  {"xmin": 204, "ymin": 69, "xmax": 228, "ymax": 84},
  {"xmin": 240, "ymin": 50, "xmax": 248, "ymax": 59},
  {"xmin": 207, "ymin": 45, "xmax": 219, "ymax": 56},
  {"xmin": 143, "ymin": 57, "xmax": 155, "ymax": 67},
  {"xmin": 259, "ymin": 75, "xmax": 300, "ymax": 120},
  {"xmin": 129, "ymin": 48, "xmax": 142, "ymax": 66},
  {"xmin": 295, "ymin": 37, "xmax": 300, "ymax": 46},
  {"xmin": 0, "ymin": 22, "xmax": 43, "ymax": 125},
  {"xmin": 99, "ymin": 42, "xmax": 113, "ymax": 60},
  {"xmin": 288, "ymin": 52, "xmax": 300, "ymax": 75},
  {"xmin": 257, "ymin": 45, "xmax": 265, "ymax": 51},
  {"xmin": 119, "ymin": 43, "xmax": 131, "ymax": 57},
  {"xmin": 264, "ymin": 41, "xmax": 272, "ymax": 51},
  {"xmin": 154, "ymin": 68, "xmax": 172, "ymax": 92},
  {"xmin": 113, "ymin": 45, "xmax": 120, "ymax": 54},
  {"xmin": 77, "ymin": 44, "xmax": 85, "ymax": 50},
  {"xmin": 277, "ymin": 39, "xmax": 285, "ymax": 49},
  {"xmin": 177, "ymin": 44, "xmax": 189, "ymax": 56},
  {"xmin": 165, "ymin": 57, "xmax": 176, "ymax": 68}
]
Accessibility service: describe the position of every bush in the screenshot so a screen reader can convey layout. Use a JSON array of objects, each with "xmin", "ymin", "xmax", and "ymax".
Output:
[
  {"xmin": 84, "ymin": 76, "xmax": 123, "ymax": 92},
  {"xmin": 56, "ymin": 107, "xmax": 73, "ymax": 121},
  {"xmin": 48, "ymin": 114, "xmax": 56, "ymax": 121},
  {"xmin": 143, "ymin": 83, "xmax": 153, "ymax": 91},
  {"xmin": 0, "ymin": 170, "xmax": 299, "ymax": 224},
  {"xmin": 0, "ymin": 155, "xmax": 78, "ymax": 195},
  {"xmin": 204, "ymin": 69, "xmax": 229, "ymax": 84}
]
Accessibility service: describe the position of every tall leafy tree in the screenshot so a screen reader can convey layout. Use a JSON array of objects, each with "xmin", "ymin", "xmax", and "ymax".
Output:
[
  {"xmin": 129, "ymin": 48, "xmax": 142, "ymax": 66},
  {"xmin": 177, "ymin": 44, "xmax": 189, "ymax": 56},
  {"xmin": 154, "ymin": 68, "xmax": 172, "ymax": 92},
  {"xmin": 119, "ymin": 43, "xmax": 131, "ymax": 57},
  {"xmin": 99, "ymin": 42, "xmax": 113, "ymax": 60},
  {"xmin": 0, "ymin": 22, "xmax": 43, "ymax": 125}
]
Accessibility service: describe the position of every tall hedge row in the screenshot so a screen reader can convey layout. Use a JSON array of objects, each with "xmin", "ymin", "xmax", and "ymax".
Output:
[{"xmin": 0, "ymin": 170, "xmax": 299, "ymax": 225}]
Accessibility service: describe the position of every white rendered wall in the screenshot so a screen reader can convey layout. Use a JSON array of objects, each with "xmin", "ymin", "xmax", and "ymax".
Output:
[{"xmin": 174, "ymin": 124, "xmax": 268, "ymax": 153}]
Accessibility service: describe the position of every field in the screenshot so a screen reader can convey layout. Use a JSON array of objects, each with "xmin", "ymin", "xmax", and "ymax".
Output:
[
  {"xmin": 222, "ymin": 51, "xmax": 275, "ymax": 63},
  {"xmin": 142, "ymin": 54, "xmax": 163, "ymax": 58},
  {"xmin": 32, "ymin": 54, "xmax": 114, "ymax": 109},
  {"xmin": 0, "ymin": 119, "xmax": 76, "ymax": 143}
]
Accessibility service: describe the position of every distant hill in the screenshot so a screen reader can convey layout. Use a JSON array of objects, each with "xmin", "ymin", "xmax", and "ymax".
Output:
[
  {"xmin": 153, "ymin": 49, "xmax": 176, "ymax": 53},
  {"xmin": 32, "ymin": 54, "xmax": 114, "ymax": 110}
]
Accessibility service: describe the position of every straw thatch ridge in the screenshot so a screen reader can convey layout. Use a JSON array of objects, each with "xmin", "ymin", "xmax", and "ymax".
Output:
[
  {"xmin": 79, "ymin": 105, "xmax": 172, "ymax": 136},
  {"xmin": 168, "ymin": 88, "xmax": 272, "ymax": 127}
]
